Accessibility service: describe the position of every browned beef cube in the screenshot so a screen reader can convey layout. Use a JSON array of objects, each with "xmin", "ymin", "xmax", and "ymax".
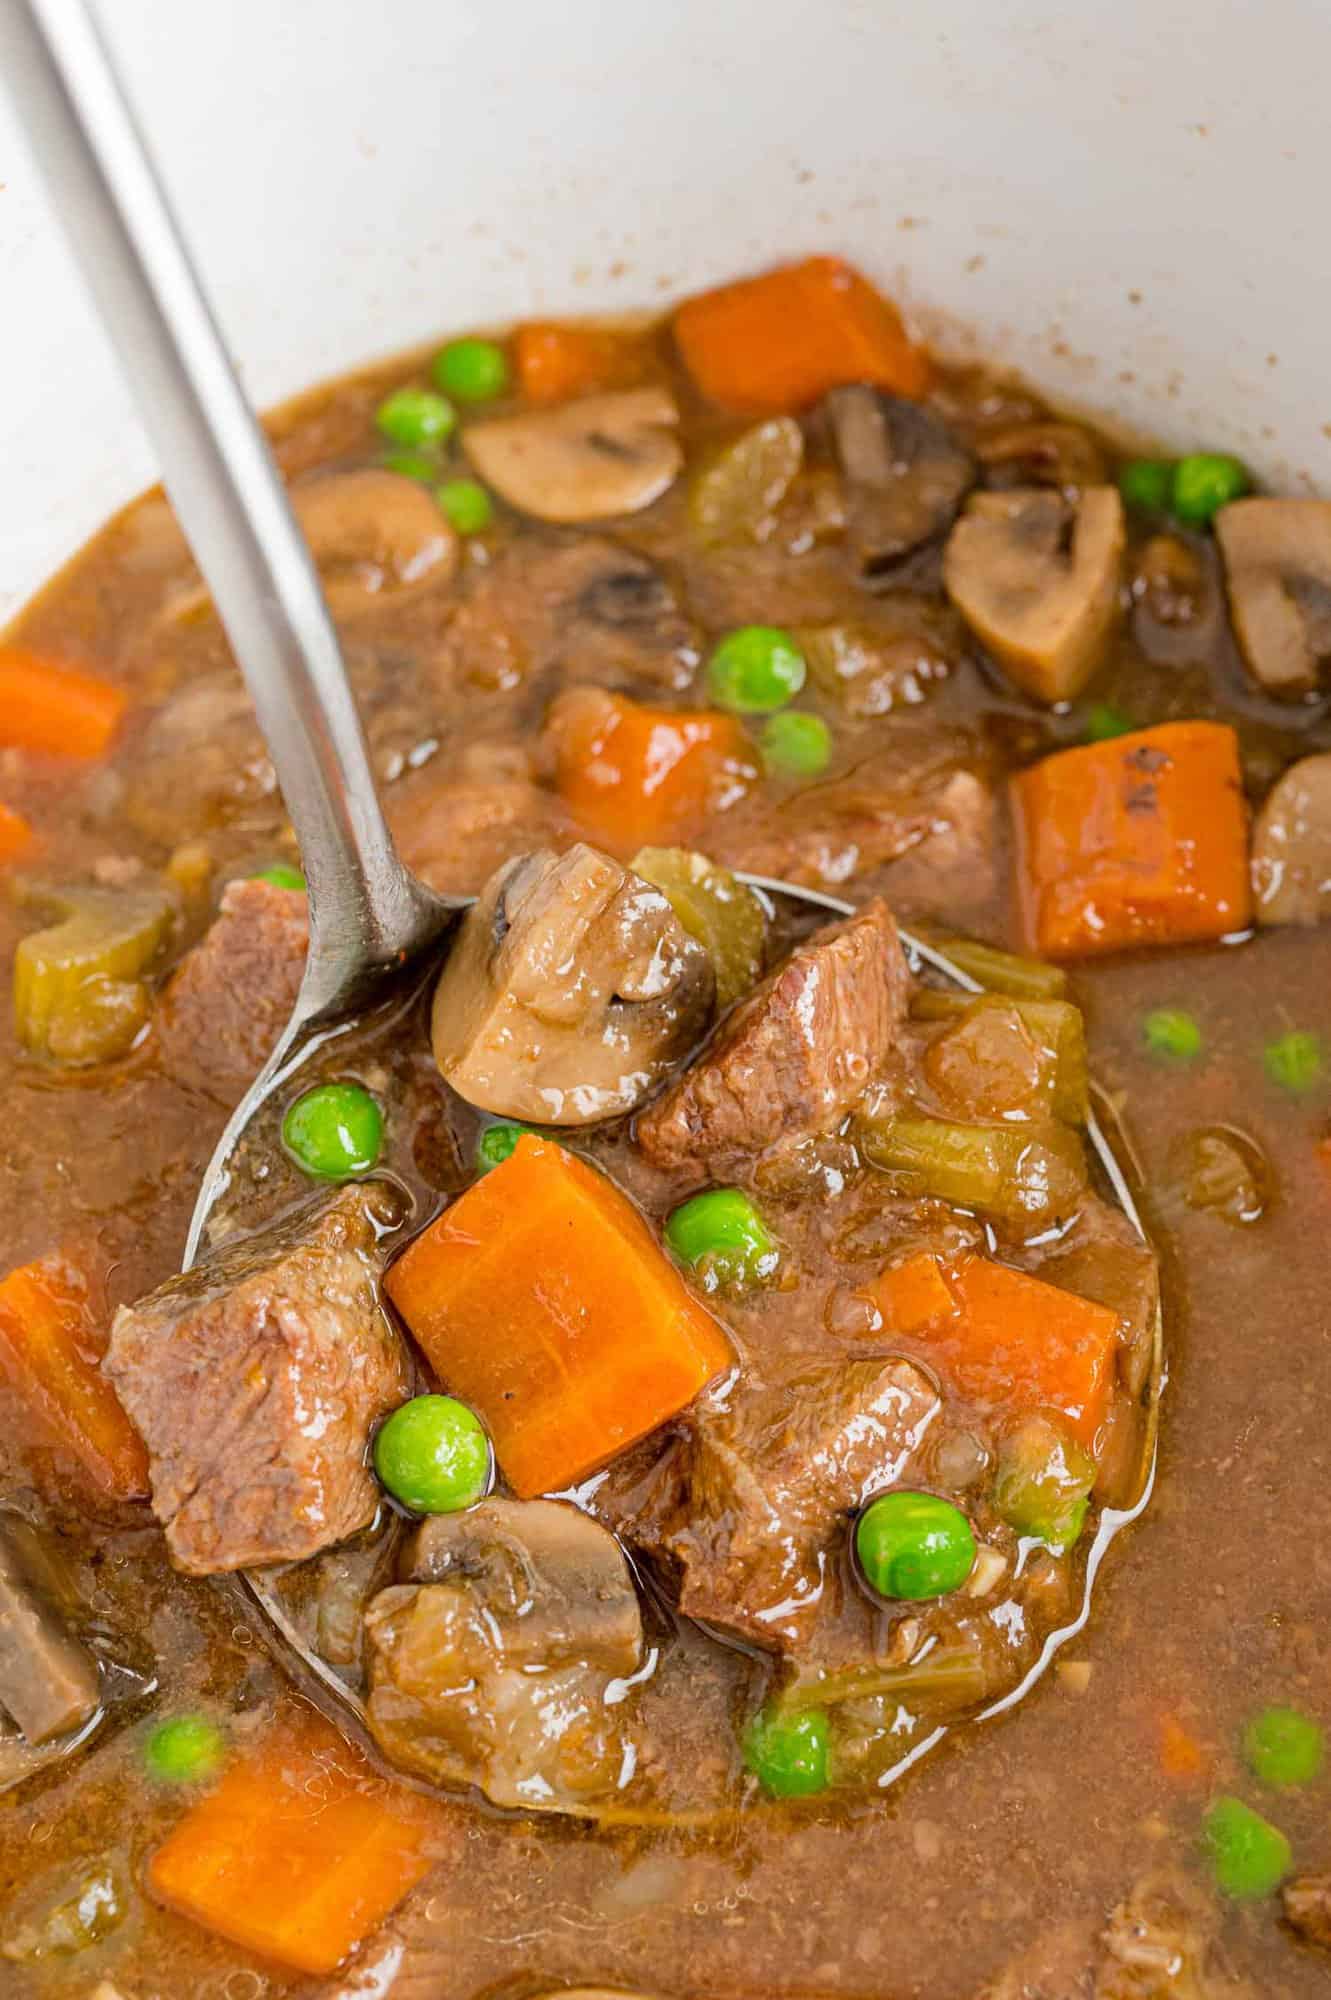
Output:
[
  {"xmin": 652, "ymin": 1356, "xmax": 940, "ymax": 1654},
  {"xmin": 106, "ymin": 1187, "xmax": 407, "ymax": 1575},
  {"xmin": 156, "ymin": 877, "xmax": 308, "ymax": 1100},
  {"xmin": 637, "ymin": 899, "xmax": 908, "ymax": 1176}
]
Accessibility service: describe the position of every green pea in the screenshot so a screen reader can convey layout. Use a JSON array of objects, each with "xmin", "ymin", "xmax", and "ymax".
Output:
[
  {"xmin": 437, "ymin": 478, "xmax": 494, "ymax": 536},
  {"xmin": 1171, "ymin": 453, "xmax": 1250, "ymax": 527},
  {"xmin": 1243, "ymin": 1706, "xmax": 1325, "ymax": 1789},
  {"xmin": 374, "ymin": 1394, "xmax": 491, "ymax": 1515},
  {"xmin": 1118, "ymin": 458, "xmax": 1174, "ymax": 514},
  {"xmin": 761, "ymin": 710, "xmax": 832, "ymax": 779},
  {"xmin": 432, "ymin": 337, "xmax": 510, "ymax": 405},
  {"xmin": 1143, "ymin": 1007, "xmax": 1203, "ymax": 1064},
  {"xmin": 282, "ymin": 1082, "xmax": 383, "ymax": 1180},
  {"xmin": 144, "ymin": 1715, "xmax": 227, "ymax": 1785},
  {"xmin": 856, "ymin": 1491, "xmax": 975, "ymax": 1600},
  {"xmin": 991, "ymin": 1415, "xmax": 1095, "ymax": 1553},
  {"xmin": 1084, "ymin": 702, "xmax": 1135, "ymax": 743},
  {"xmin": 250, "ymin": 863, "xmax": 306, "ymax": 892},
  {"xmin": 743, "ymin": 1704, "xmax": 830, "ymax": 1798},
  {"xmin": 1264, "ymin": 1030, "xmax": 1324, "ymax": 1095},
  {"xmin": 707, "ymin": 625, "xmax": 806, "ymax": 714},
  {"xmin": 665, "ymin": 1187, "xmax": 776, "ymax": 1288},
  {"xmin": 476, "ymin": 1120, "xmax": 535, "ymax": 1172},
  {"xmin": 1200, "ymin": 1795, "xmax": 1291, "ymax": 1899},
  {"xmin": 382, "ymin": 449, "xmax": 443, "ymax": 483},
  {"xmin": 375, "ymin": 387, "xmax": 457, "ymax": 449}
]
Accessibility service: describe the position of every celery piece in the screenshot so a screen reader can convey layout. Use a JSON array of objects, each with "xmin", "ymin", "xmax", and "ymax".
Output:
[
  {"xmin": 857, "ymin": 1113, "xmax": 1089, "ymax": 1227},
  {"xmin": 992, "ymin": 1415, "xmax": 1095, "ymax": 1552},
  {"xmin": 631, "ymin": 846, "xmax": 766, "ymax": 1009},
  {"xmin": 688, "ymin": 417, "xmax": 803, "ymax": 548},
  {"xmin": 14, "ymin": 884, "xmax": 174, "ymax": 1065},
  {"xmin": 926, "ymin": 935, "xmax": 1068, "ymax": 1002}
]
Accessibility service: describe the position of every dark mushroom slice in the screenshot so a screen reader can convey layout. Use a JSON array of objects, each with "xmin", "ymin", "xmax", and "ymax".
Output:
[
  {"xmin": 430, "ymin": 842, "xmax": 715, "ymax": 1123},
  {"xmin": 824, "ymin": 385, "xmax": 975, "ymax": 573},
  {"xmin": 942, "ymin": 485, "xmax": 1125, "ymax": 703},
  {"xmin": 463, "ymin": 388, "xmax": 683, "ymax": 524},
  {"xmin": 1251, "ymin": 752, "xmax": 1331, "ymax": 925},
  {"xmin": 0, "ymin": 1517, "xmax": 100, "ymax": 1747},
  {"xmin": 365, "ymin": 1499, "xmax": 643, "ymax": 1811},
  {"xmin": 1283, "ymin": 1871, "xmax": 1331, "ymax": 1948},
  {"xmin": 1216, "ymin": 497, "xmax": 1331, "ymax": 699},
  {"xmin": 975, "ymin": 419, "xmax": 1106, "ymax": 496},
  {"xmin": 403, "ymin": 1498, "xmax": 643, "ymax": 1673}
]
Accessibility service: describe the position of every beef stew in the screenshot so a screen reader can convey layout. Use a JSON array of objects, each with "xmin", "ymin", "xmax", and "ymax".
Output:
[{"xmin": 0, "ymin": 257, "xmax": 1328, "ymax": 1997}]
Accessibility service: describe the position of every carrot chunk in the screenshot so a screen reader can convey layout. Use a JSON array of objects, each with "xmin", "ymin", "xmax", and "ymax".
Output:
[
  {"xmin": 547, "ymin": 687, "xmax": 757, "ymax": 856},
  {"xmin": 1011, "ymin": 721, "xmax": 1252, "ymax": 959},
  {"xmin": 147, "ymin": 1713, "xmax": 436, "ymax": 1975},
  {"xmin": 386, "ymin": 1135, "xmax": 732, "ymax": 1497},
  {"xmin": 0, "ymin": 1256, "xmax": 149, "ymax": 1498},
  {"xmin": 514, "ymin": 320, "xmax": 645, "ymax": 403},
  {"xmin": 0, "ymin": 802, "xmax": 33, "ymax": 866},
  {"xmin": 673, "ymin": 256, "xmax": 931, "ymax": 414},
  {"xmin": 0, "ymin": 647, "xmax": 126, "ymax": 760},
  {"xmin": 871, "ymin": 1250, "xmax": 1119, "ymax": 1450},
  {"xmin": 1159, "ymin": 1712, "xmax": 1209, "ymax": 1783}
]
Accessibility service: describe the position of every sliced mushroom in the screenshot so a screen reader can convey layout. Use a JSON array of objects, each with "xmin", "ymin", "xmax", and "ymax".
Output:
[
  {"xmin": 291, "ymin": 470, "xmax": 458, "ymax": 616},
  {"xmin": 1216, "ymin": 497, "xmax": 1331, "ymax": 699},
  {"xmin": 431, "ymin": 842, "xmax": 714, "ymax": 1122},
  {"xmin": 942, "ymin": 486, "xmax": 1125, "ymax": 703},
  {"xmin": 824, "ymin": 385, "xmax": 975, "ymax": 573},
  {"xmin": 976, "ymin": 419, "xmax": 1106, "ymax": 495},
  {"xmin": 403, "ymin": 1498, "xmax": 642, "ymax": 1674},
  {"xmin": 0, "ymin": 1518, "xmax": 100, "ymax": 1746},
  {"xmin": 1252, "ymin": 752, "xmax": 1331, "ymax": 924},
  {"xmin": 365, "ymin": 1499, "xmax": 642, "ymax": 1810},
  {"xmin": 463, "ymin": 388, "xmax": 683, "ymax": 524}
]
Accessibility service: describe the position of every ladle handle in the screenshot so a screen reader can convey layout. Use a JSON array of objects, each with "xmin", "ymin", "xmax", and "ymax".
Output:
[{"xmin": 0, "ymin": 0, "xmax": 442, "ymax": 995}]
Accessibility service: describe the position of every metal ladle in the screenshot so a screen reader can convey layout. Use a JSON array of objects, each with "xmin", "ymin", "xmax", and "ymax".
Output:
[{"xmin": 2, "ymin": 0, "xmax": 1159, "ymax": 1798}]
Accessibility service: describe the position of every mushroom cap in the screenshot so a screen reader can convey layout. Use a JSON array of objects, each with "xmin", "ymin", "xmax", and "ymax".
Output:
[
  {"xmin": 942, "ymin": 485, "xmax": 1125, "ymax": 703},
  {"xmin": 824, "ymin": 385, "xmax": 975, "ymax": 571},
  {"xmin": 291, "ymin": 469, "xmax": 458, "ymax": 616},
  {"xmin": 431, "ymin": 841, "xmax": 715, "ymax": 1122},
  {"xmin": 1252, "ymin": 751, "xmax": 1331, "ymax": 926},
  {"xmin": 402, "ymin": 1497, "xmax": 642, "ymax": 1676},
  {"xmin": 1216, "ymin": 497, "xmax": 1331, "ymax": 699},
  {"xmin": 462, "ymin": 387, "xmax": 683, "ymax": 523}
]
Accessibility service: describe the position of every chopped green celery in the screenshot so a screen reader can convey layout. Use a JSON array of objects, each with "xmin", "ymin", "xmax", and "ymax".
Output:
[
  {"xmin": 924, "ymin": 934, "xmax": 1068, "ymax": 1002},
  {"xmin": 786, "ymin": 1631, "xmax": 994, "ymax": 1720},
  {"xmin": 992, "ymin": 1415, "xmax": 1096, "ymax": 1552},
  {"xmin": 631, "ymin": 846, "xmax": 766, "ymax": 1009},
  {"xmin": 14, "ymin": 884, "xmax": 174, "ymax": 1065},
  {"xmin": 911, "ymin": 991, "xmax": 1089, "ymax": 1125},
  {"xmin": 3, "ymin": 1867, "xmax": 127, "ymax": 1961},
  {"xmin": 858, "ymin": 1113, "xmax": 1088, "ymax": 1227},
  {"xmin": 688, "ymin": 416, "xmax": 804, "ymax": 547}
]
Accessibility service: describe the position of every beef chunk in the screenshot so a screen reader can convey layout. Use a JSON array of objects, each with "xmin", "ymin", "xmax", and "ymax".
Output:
[
  {"xmin": 648, "ymin": 1356, "xmax": 940, "ymax": 1653},
  {"xmin": 366, "ymin": 1499, "xmax": 642, "ymax": 1812},
  {"xmin": 439, "ymin": 534, "xmax": 700, "ymax": 696},
  {"xmin": 0, "ymin": 1519, "xmax": 99, "ymax": 1744},
  {"xmin": 390, "ymin": 767, "xmax": 574, "ymax": 899},
  {"xmin": 156, "ymin": 878, "xmax": 308, "ymax": 1101},
  {"xmin": 638, "ymin": 899, "xmax": 907, "ymax": 1176},
  {"xmin": 106, "ymin": 1186, "xmax": 407, "ymax": 1575},
  {"xmin": 1284, "ymin": 1872, "xmax": 1331, "ymax": 1948}
]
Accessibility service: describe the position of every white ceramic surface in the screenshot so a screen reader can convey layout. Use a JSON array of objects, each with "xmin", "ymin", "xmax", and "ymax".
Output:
[{"xmin": 1, "ymin": 0, "xmax": 1328, "ymax": 622}]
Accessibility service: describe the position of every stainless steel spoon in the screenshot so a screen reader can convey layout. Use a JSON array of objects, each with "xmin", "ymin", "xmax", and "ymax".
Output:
[
  {"xmin": 3, "ymin": 0, "xmax": 1159, "ymax": 1799},
  {"xmin": 1, "ymin": 0, "xmax": 466, "ymax": 1263}
]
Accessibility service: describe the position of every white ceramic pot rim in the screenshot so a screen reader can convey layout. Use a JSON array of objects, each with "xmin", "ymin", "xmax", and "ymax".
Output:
[{"xmin": 2, "ymin": 0, "xmax": 1328, "ymax": 620}]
